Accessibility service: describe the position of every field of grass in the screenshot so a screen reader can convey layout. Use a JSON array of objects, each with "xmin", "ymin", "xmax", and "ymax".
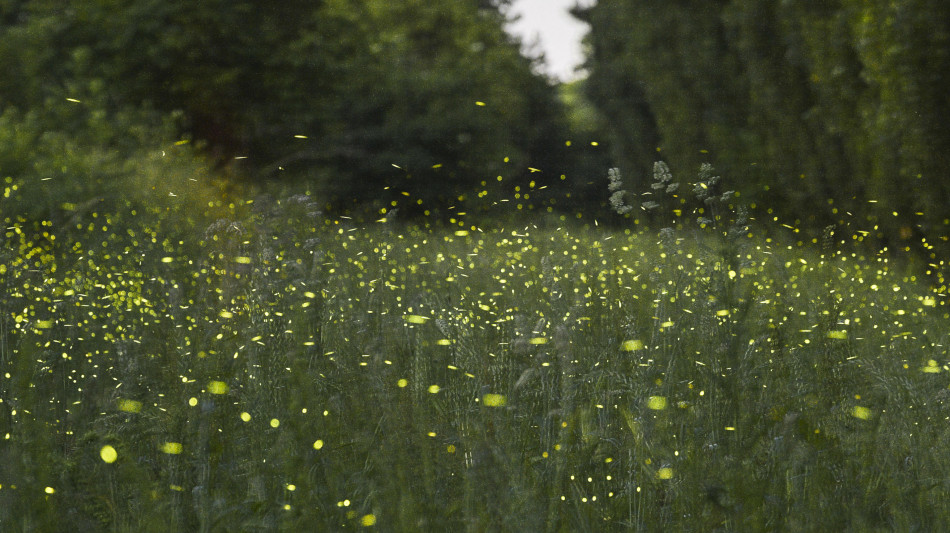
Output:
[{"xmin": 3, "ymin": 164, "xmax": 950, "ymax": 531}]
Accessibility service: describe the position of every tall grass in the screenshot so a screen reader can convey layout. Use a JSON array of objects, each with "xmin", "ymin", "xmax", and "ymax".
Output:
[{"xmin": 2, "ymin": 160, "xmax": 949, "ymax": 531}]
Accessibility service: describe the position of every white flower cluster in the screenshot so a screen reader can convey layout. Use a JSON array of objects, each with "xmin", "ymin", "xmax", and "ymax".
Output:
[{"xmin": 607, "ymin": 167, "xmax": 633, "ymax": 215}]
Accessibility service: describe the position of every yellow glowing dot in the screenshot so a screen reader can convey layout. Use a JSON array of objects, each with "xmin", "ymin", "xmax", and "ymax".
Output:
[
  {"xmin": 447, "ymin": 445, "xmax": 456, "ymax": 453},
  {"xmin": 286, "ymin": 484, "xmax": 296, "ymax": 491},
  {"xmin": 161, "ymin": 257, "xmax": 173, "ymax": 263},
  {"xmin": 482, "ymin": 393, "xmax": 506, "ymax": 407},
  {"xmin": 270, "ymin": 418, "xmax": 280, "ymax": 428},
  {"xmin": 436, "ymin": 339, "xmax": 452, "ymax": 345},
  {"xmin": 313, "ymin": 440, "xmax": 324, "ymax": 450},
  {"xmin": 852, "ymin": 406, "xmax": 872, "ymax": 420},
  {"xmin": 646, "ymin": 396, "xmax": 667, "ymax": 410},
  {"xmin": 428, "ymin": 385, "xmax": 440, "ymax": 394},
  {"xmin": 160, "ymin": 442, "xmax": 183, "ymax": 454},
  {"xmin": 475, "ymin": 101, "xmax": 486, "ymax": 106},
  {"xmin": 405, "ymin": 315, "xmax": 429, "ymax": 324},
  {"xmin": 240, "ymin": 412, "xmax": 251, "ymax": 422},
  {"xmin": 427, "ymin": 432, "xmax": 437, "ymax": 437},
  {"xmin": 45, "ymin": 487, "xmax": 55, "ymax": 494},
  {"xmin": 361, "ymin": 514, "xmax": 377, "ymax": 526},
  {"xmin": 218, "ymin": 310, "xmax": 233, "ymax": 319},
  {"xmin": 283, "ymin": 504, "xmax": 291, "ymax": 510},
  {"xmin": 188, "ymin": 397, "xmax": 198, "ymax": 407},
  {"xmin": 117, "ymin": 398, "xmax": 142, "ymax": 413},
  {"xmin": 100, "ymin": 445, "xmax": 118, "ymax": 463},
  {"xmin": 397, "ymin": 379, "xmax": 408, "ymax": 388},
  {"xmin": 208, "ymin": 381, "xmax": 228, "ymax": 395},
  {"xmin": 657, "ymin": 467, "xmax": 673, "ymax": 480},
  {"xmin": 529, "ymin": 337, "xmax": 547, "ymax": 345},
  {"xmin": 621, "ymin": 339, "xmax": 644, "ymax": 351}
]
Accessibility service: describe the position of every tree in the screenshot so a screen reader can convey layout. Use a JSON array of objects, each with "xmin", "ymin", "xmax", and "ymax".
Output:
[
  {"xmin": 579, "ymin": 0, "xmax": 950, "ymax": 253},
  {"xmin": 0, "ymin": 0, "xmax": 572, "ymax": 216}
]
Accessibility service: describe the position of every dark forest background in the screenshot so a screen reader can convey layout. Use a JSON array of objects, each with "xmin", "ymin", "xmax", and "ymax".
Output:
[{"xmin": 2, "ymin": 0, "xmax": 948, "ymax": 256}]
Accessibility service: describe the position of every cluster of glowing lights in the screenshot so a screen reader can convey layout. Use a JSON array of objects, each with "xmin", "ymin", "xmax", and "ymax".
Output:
[{"xmin": 3, "ymin": 172, "xmax": 950, "ymax": 525}]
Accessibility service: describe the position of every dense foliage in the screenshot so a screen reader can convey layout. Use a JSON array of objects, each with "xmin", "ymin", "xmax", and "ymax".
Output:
[
  {"xmin": 578, "ymin": 0, "xmax": 950, "ymax": 253},
  {"xmin": 0, "ymin": 0, "xmax": 576, "ymax": 212},
  {"xmin": 3, "ymin": 2, "xmax": 950, "ymax": 530}
]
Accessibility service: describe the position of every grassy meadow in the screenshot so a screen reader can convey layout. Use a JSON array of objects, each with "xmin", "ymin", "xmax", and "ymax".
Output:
[{"xmin": 3, "ymin": 162, "xmax": 950, "ymax": 532}]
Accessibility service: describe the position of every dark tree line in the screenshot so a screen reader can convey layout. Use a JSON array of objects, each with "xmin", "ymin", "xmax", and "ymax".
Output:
[
  {"xmin": 577, "ymin": 0, "xmax": 950, "ymax": 253},
  {"xmin": 0, "ymin": 0, "xmax": 583, "ymax": 217},
  {"xmin": 4, "ymin": 0, "xmax": 948, "ymax": 250}
]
